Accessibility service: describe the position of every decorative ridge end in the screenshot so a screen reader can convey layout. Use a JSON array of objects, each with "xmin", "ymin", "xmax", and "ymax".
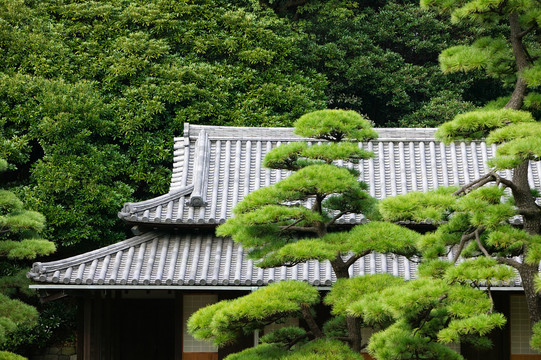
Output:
[
  {"xmin": 27, "ymin": 262, "xmax": 44, "ymax": 279},
  {"xmin": 188, "ymin": 129, "xmax": 210, "ymax": 208},
  {"xmin": 118, "ymin": 185, "xmax": 195, "ymax": 218}
]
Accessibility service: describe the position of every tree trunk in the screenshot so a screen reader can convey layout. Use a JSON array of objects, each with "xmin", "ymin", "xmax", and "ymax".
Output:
[
  {"xmin": 330, "ymin": 256, "xmax": 363, "ymax": 351},
  {"xmin": 346, "ymin": 315, "xmax": 362, "ymax": 352},
  {"xmin": 330, "ymin": 257, "xmax": 350, "ymax": 279},
  {"xmin": 511, "ymin": 162, "xmax": 541, "ymax": 236},
  {"xmin": 301, "ymin": 303, "xmax": 324, "ymax": 339},
  {"xmin": 506, "ymin": 13, "xmax": 530, "ymax": 110},
  {"xmin": 518, "ymin": 264, "xmax": 541, "ymax": 327},
  {"xmin": 511, "ymin": 161, "xmax": 541, "ymax": 331}
]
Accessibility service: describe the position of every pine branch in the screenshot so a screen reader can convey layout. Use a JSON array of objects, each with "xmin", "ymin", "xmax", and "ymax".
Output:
[
  {"xmin": 487, "ymin": 285, "xmax": 494, "ymax": 313},
  {"xmin": 279, "ymin": 218, "xmax": 304, "ymax": 233},
  {"xmin": 453, "ymin": 226, "xmax": 486, "ymax": 263},
  {"xmin": 475, "ymin": 227, "xmax": 491, "ymax": 258},
  {"xmin": 518, "ymin": 24, "xmax": 537, "ymax": 39},
  {"xmin": 453, "ymin": 173, "xmax": 495, "ymax": 196},
  {"xmin": 300, "ymin": 304, "xmax": 324, "ymax": 338},
  {"xmin": 413, "ymin": 294, "xmax": 448, "ymax": 337},
  {"xmin": 453, "ymin": 172, "xmax": 516, "ymax": 196},
  {"xmin": 345, "ymin": 251, "xmax": 370, "ymax": 268},
  {"xmin": 326, "ymin": 211, "xmax": 347, "ymax": 227},
  {"xmin": 278, "ymin": 225, "xmax": 319, "ymax": 234},
  {"xmin": 287, "ymin": 332, "xmax": 310, "ymax": 350},
  {"xmin": 496, "ymin": 256, "xmax": 522, "ymax": 269}
]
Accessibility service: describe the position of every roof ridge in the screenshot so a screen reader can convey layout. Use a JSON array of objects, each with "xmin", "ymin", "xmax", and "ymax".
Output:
[
  {"xmin": 184, "ymin": 124, "xmax": 438, "ymax": 141},
  {"xmin": 118, "ymin": 185, "xmax": 194, "ymax": 220}
]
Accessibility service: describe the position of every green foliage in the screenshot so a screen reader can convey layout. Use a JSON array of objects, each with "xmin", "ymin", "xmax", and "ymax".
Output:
[
  {"xmin": 346, "ymin": 222, "xmax": 420, "ymax": 257},
  {"xmin": 225, "ymin": 339, "xmax": 363, "ymax": 360},
  {"xmin": 379, "ymin": 187, "xmax": 457, "ymax": 222},
  {"xmin": 0, "ymin": 0, "xmax": 327, "ymax": 249},
  {"xmin": 444, "ymin": 258, "xmax": 515, "ymax": 286},
  {"xmin": 352, "ymin": 278, "xmax": 505, "ymax": 359},
  {"xmin": 188, "ymin": 281, "xmax": 319, "ymax": 346},
  {"xmin": 301, "ymin": 143, "xmax": 374, "ymax": 163},
  {"xmin": 0, "ymin": 162, "xmax": 55, "ymax": 259},
  {"xmin": 0, "ymin": 351, "xmax": 26, "ymax": 360},
  {"xmin": 211, "ymin": 109, "xmax": 507, "ymax": 359},
  {"xmin": 368, "ymin": 322, "xmax": 464, "ymax": 360},
  {"xmin": 219, "ymin": 110, "xmax": 379, "ymax": 267},
  {"xmin": 325, "ymin": 275, "xmax": 403, "ymax": 317},
  {"xmin": 0, "ymin": 294, "xmax": 38, "ymax": 344},
  {"xmin": 294, "ymin": 110, "xmax": 377, "ymax": 142},
  {"xmin": 263, "ymin": 142, "xmax": 309, "ymax": 170},
  {"xmin": 286, "ymin": 339, "xmax": 363, "ymax": 360},
  {"xmin": 294, "ymin": 1, "xmax": 497, "ymax": 126},
  {"xmin": 260, "ymin": 327, "xmax": 307, "ymax": 346},
  {"xmin": 224, "ymin": 343, "xmax": 288, "ymax": 360},
  {"xmin": 435, "ymin": 109, "xmax": 535, "ymax": 143},
  {"xmin": 0, "ymin": 161, "xmax": 55, "ymax": 357},
  {"xmin": 0, "ymin": 299, "xmax": 76, "ymax": 356},
  {"xmin": 398, "ymin": 90, "xmax": 476, "ymax": 128},
  {"xmin": 522, "ymin": 61, "xmax": 541, "ymax": 87},
  {"xmin": 531, "ymin": 321, "xmax": 541, "ymax": 352}
]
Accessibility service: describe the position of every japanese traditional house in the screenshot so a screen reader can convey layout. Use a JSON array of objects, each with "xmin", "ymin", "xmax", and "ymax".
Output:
[{"xmin": 27, "ymin": 124, "xmax": 541, "ymax": 360}]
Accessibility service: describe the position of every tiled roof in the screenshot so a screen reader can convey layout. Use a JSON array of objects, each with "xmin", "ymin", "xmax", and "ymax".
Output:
[
  {"xmin": 119, "ymin": 124, "xmax": 541, "ymax": 226},
  {"xmin": 27, "ymin": 230, "xmax": 420, "ymax": 287},
  {"xmin": 30, "ymin": 124, "xmax": 539, "ymax": 289}
]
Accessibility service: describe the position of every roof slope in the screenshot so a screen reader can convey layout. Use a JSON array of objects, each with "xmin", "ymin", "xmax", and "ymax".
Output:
[
  {"xmin": 119, "ymin": 124, "xmax": 541, "ymax": 226},
  {"xmin": 27, "ymin": 230, "xmax": 419, "ymax": 287}
]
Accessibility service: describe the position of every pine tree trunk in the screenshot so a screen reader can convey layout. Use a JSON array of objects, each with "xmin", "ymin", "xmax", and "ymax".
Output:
[
  {"xmin": 346, "ymin": 315, "xmax": 362, "ymax": 352},
  {"xmin": 519, "ymin": 264, "xmax": 541, "ymax": 327},
  {"xmin": 330, "ymin": 257, "xmax": 363, "ymax": 352},
  {"xmin": 510, "ymin": 161, "xmax": 541, "ymax": 331},
  {"xmin": 505, "ymin": 12, "xmax": 541, "ymax": 331},
  {"xmin": 506, "ymin": 13, "xmax": 530, "ymax": 110}
]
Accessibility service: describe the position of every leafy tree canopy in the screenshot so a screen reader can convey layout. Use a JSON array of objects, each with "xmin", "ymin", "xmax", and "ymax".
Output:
[{"xmin": 0, "ymin": 0, "xmax": 326, "ymax": 249}]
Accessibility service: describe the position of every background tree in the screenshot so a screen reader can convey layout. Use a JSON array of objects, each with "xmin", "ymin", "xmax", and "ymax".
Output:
[
  {"xmin": 0, "ymin": 0, "xmax": 326, "ymax": 251},
  {"xmin": 0, "ymin": 0, "xmax": 509, "ymax": 254},
  {"xmin": 188, "ymin": 110, "xmax": 504, "ymax": 359},
  {"xmin": 0, "ymin": 158, "xmax": 55, "ymax": 359},
  {"xmin": 276, "ymin": 0, "xmax": 505, "ymax": 126}
]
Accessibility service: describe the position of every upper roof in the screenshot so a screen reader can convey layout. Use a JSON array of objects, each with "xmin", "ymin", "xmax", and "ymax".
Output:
[{"xmin": 118, "ymin": 124, "xmax": 541, "ymax": 226}]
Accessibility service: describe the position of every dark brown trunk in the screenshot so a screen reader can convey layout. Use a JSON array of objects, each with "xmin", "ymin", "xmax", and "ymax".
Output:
[
  {"xmin": 346, "ymin": 315, "xmax": 362, "ymax": 352},
  {"xmin": 330, "ymin": 256, "xmax": 363, "ymax": 351},
  {"xmin": 511, "ymin": 162, "xmax": 541, "ymax": 235},
  {"xmin": 330, "ymin": 257, "xmax": 349, "ymax": 279},
  {"xmin": 506, "ymin": 13, "xmax": 531, "ymax": 110},
  {"xmin": 301, "ymin": 303, "xmax": 324, "ymax": 339},
  {"xmin": 518, "ymin": 264, "xmax": 541, "ymax": 327}
]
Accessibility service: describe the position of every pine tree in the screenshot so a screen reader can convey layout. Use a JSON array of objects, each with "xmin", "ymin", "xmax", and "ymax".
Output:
[
  {"xmin": 379, "ymin": 0, "xmax": 541, "ymax": 352},
  {"xmin": 187, "ymin": 110, "xmax": 503, "ymax": 359},
  {"xmin": 0, "ymin": 159, "xmax": 55, "ymax": 359}
]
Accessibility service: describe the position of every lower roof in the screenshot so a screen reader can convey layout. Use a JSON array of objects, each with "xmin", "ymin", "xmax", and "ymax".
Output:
[{"xmin": 28, "ymin": 230, "xmax": 423, "ymax": 288}]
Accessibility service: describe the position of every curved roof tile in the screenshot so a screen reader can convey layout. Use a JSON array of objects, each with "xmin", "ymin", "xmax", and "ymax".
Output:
[
  {"xmin": 119, "ymin": 124, "xmax": 541, "ymax": 226},
  {"xmin": 28, "ymin": 231, "xmax": 423, "ymax": 287}
]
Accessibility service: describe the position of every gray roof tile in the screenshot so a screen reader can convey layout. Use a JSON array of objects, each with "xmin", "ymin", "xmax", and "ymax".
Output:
[
  {"xmin": 28, "ymin": 231, "xmax": 421, "ymax": 287},
  {"xmin": 31, "ymin": 124, "xmax": 538, "ymax": 289},
  {"xmin": 119, "ymin": 124, "xmax": 540, "ymax": 226}
]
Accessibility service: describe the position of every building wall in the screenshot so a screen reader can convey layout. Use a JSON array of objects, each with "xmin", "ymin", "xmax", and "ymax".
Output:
[
  {"xmin": 30, "ymin": 343, "xmax": 77, "ymax": 360},
  {"xmin": 72, "ymin": 290, "xmax": 541, "ymax": 360},
  {"xmin": 510, "ymin": 295, "xmax": 541, "ymax": 360}
]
